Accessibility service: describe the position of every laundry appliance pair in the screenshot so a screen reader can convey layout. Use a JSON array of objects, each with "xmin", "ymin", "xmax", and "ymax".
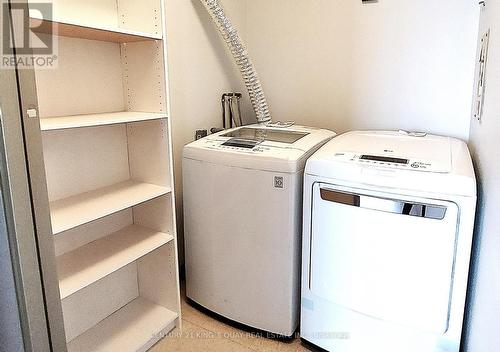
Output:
[{"xmin": 183, "ymin": 126, "xmax": 476, "ymax": 352}]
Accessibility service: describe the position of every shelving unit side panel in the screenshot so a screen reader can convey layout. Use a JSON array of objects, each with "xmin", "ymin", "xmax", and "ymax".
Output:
[
  {"xmin": 54, "ymin": 209, "xmax": 133, "ymax": 256},
  {"xmin": 42, "ymin": 125, "xmax": 130, "ymax": 202},
  {"xmin": 34, "ymin": 0, "xmax": 120, "ymax": 29},
  {"xmin": 62, "ymin": 263, "xmax": 138, "ymax": 342},
  {"xmin": 137, "ymin": 243, "xmax": 180, "ymax": 315},
  {"xmin": 155, "ymin": 0, "xmax": 183, "ymax": 323},
  {"xmin": 117, "ymin": 0, "xmax": 162, "ymax": 36},
  {"xmin": 35, "ymin": 36, "xmax": 125, "ymax": 118},
  {"xmin": 121, "ymin": 41, "xmax": 166, "ymax": 113},
  {"xmin": 127, "ymin": 119, "xmax": 171, "ymax": 187},
  {"xmin": 133, "ymin": 194, "xmax": 173, "ymax": 235}
]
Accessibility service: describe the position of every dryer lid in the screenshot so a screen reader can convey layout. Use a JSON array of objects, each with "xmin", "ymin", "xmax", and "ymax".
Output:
[
  {"xmin": 305, "ymin": 131, "xmax": 476, "ymax": 197},
  {"xmin": 337, "ymin": 131, "xmax": 452, "ymax": 173}
]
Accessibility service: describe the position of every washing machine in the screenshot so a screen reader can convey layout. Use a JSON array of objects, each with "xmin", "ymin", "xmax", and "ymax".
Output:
[
  {"xmin": 183, "ymin": 124, "xmax": 335, "ymax": 336},
  {"xmin": 300, "ymin": 131, "xmax": 476, "ymax": 352}
]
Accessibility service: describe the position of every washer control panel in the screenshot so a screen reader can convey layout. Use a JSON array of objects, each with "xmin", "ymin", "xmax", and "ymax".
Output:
[{"xmin": 199, "ymin": 138, "xmax": 278, "ymax": 155}]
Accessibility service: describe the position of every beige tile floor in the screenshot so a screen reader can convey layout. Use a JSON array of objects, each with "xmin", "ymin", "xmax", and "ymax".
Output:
[{"xmin": 151, "ymin": 290, "xmax": 313, "ymax": 352}]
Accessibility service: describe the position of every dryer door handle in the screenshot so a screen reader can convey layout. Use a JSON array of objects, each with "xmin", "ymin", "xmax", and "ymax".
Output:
[{"xmin": 319, "ymin": 188, "xmax": 447, "ymax": 220}]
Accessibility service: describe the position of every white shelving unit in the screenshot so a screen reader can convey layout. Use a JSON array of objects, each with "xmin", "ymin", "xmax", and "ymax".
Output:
[
  {"xmin": 29, "ymin": 0, "xmax": 181, "ymax": 350},
  {"xmin": 29, "ymin": 16, "xmax": 162, "ymax": 43},
  {"xmin": 50, "ymin": 181, "xmax": 171, "ymax": 234},
  {"xmin": 57, "ymin": 225, "xmax": 174, "ymax": 299},
  {"xmin": 67, "ymin": 297, "xmax": 177, "ymax": 352},
  {"xmin": 40, "ymin": 112, "xmax": 167, "ymax": 131}
]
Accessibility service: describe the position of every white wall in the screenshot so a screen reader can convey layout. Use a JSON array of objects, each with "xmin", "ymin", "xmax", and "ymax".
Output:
[
  {"xmin": 164, "ymin": 0, "xmax": 249, "ymax": 262},
  {"xmin": 246, "ymin": 0, "xmax": 479, "ymax": 139},
  {"xmin": 466, "ymin": 3, "xmax": 500, "ymax": 352},
  {"xmin": 167, "ymin": 0, "xmax": 481, "ymax": 265}
]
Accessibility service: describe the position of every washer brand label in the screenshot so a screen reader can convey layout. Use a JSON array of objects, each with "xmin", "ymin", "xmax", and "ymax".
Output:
[{"xmin": 274, "ymin": 176, "xmax": 284, "ymax": 189}]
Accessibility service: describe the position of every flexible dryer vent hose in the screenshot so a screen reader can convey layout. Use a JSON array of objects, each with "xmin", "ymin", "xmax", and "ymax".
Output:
[{"xmin": 199, "ymin": 0, "xmax": 272, "ymax": 124}]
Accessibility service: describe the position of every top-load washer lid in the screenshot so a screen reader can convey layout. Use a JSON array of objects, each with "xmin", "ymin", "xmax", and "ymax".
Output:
[
  {"xmin": 306, "ymin": 131, "xmax": 476, "ymax": 197},
  {"xmin": 183, "ymin": 124, "xmax": 336, "ymax": 173}
]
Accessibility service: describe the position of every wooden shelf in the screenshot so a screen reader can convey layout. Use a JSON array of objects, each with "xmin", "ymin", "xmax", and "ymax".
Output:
[
  {"xmin": 67, "ymin": 297, "xmax": 177, "ymax": 351},
  {"xmin": 50, "ymin": 180, "xmax": 171, "ymax": 235},
  {"xmin": 29, "ymin": 15, "xmax": 162, "ymax": 43},
  {"xmin": 57, "ymin": 224, "xmax": 173, "ymax": 299},
  {"xmin": 40, "ymin": 111, "xmax": 167, "ymax": 131}
]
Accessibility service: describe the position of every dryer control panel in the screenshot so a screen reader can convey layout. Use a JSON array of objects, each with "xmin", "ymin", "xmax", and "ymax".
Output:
[{"xmin": 333, "ymin": 152, "xmax": 444, "ymax": 172}]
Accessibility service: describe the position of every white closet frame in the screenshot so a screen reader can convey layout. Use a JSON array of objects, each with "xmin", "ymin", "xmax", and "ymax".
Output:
[{"xmin": 27, "ymin": 0, "xmax": 182, "ymax": 350}]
